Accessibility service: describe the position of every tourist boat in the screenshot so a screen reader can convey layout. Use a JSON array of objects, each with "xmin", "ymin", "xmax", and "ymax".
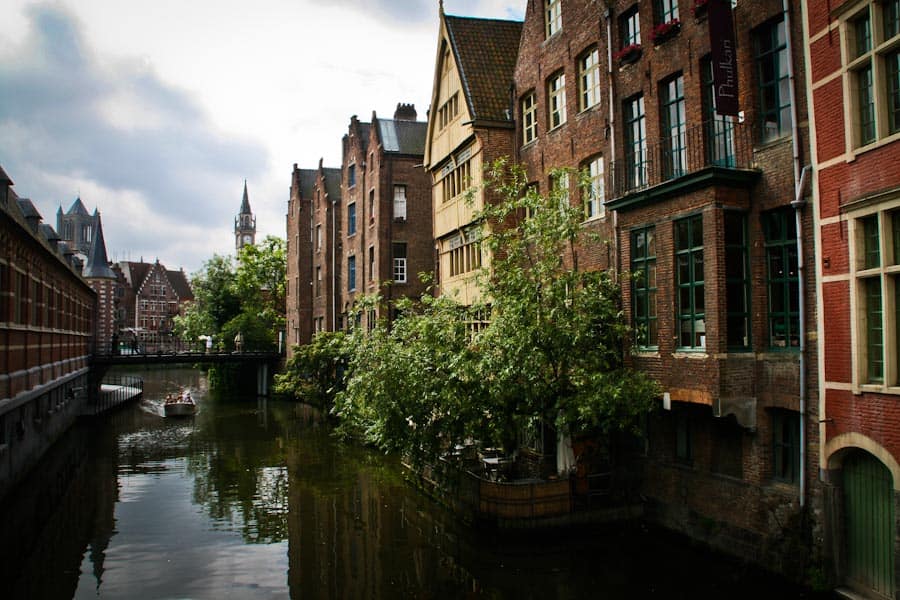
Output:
[{"xmin": 163, "ymin": 391, "xmax": 196, "ymax": 417}]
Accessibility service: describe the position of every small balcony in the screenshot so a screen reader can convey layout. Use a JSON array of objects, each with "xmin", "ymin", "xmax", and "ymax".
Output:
[{"xmin": 607, "ymin": 118, "xmax": 759, "ymax": 211}]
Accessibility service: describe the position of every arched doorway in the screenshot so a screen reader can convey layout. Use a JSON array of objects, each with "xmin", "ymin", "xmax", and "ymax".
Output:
[{"xmin": 843, "ymin": 450, "xmax": 895, "ymax": 597}]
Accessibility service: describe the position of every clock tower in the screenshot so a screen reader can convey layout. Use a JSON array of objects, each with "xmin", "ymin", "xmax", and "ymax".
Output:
[{"xmin": 235, "ymin": 179, "xmax": 256, "ymax": 251}]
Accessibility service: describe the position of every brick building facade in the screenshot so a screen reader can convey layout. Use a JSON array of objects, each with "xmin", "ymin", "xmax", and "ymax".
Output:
[
  {"xmin": 806, "ymin": 0, "xmax": 900, "ymax": 596},
  {"xmin": 0, "ymin": 165, "xmax": 95, "ymax": 498},
  {"xmin": 285, "ymin": 106, "xmax": 431, "ymax": 357},
  {"xmin": 118, "ymin": 260, "xmax": 193, "ymax": 337},
  {"xmin": 507, "ymin": 0, "xmax": 820, "ymax": 582}
]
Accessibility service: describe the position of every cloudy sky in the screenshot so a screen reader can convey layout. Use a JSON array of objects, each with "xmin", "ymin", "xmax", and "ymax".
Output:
[{"xmin": 0, "ymin": 0, "xmax": 524, "ymax": 274}]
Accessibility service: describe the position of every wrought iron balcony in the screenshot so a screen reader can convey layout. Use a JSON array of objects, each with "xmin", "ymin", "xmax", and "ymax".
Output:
[{"xmin": 608, "ymin": 118, "xmax": 757, "ymax": 207}]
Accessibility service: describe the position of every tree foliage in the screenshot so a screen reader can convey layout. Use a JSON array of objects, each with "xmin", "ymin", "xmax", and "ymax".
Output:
[
  {"xmin": 274, "ymin": 331, "xmax": 351, "ymax": 407},
  {"xmin": 174, "ymin": 236, "xmax": 286, "ymax": 353},
  {"xmin": 320, "ymin": 159, "xmax": 658, "ymax": 466}
]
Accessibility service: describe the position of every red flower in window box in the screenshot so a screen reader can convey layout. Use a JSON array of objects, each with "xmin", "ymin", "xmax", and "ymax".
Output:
[
  {"xmin": 613, "ymin": 43, "xmax": 642, "ymax": 65},
  {"xmin": 692, "ymin": 0, "xmax": 709, "ymax": 18},
  {"xmin": 651, "ymin": 19, "xmax": 681, "ymax": 45}
]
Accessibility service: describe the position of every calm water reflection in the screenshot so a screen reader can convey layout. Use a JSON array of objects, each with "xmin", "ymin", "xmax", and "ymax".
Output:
[{"xmin": 1, "ymin": 367, "xmax": 827, "ymax": 599}]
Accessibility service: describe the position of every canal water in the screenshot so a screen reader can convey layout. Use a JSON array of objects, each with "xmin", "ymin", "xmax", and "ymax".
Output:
[{"xmin": 1, "ymin": 367, "xmax": 830, "ymax": 599}]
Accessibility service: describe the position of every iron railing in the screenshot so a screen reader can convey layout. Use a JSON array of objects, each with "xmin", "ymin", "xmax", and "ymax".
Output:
[{"xmin": 609, "ymin": 118, "xmax": 755, "ymax": 199}]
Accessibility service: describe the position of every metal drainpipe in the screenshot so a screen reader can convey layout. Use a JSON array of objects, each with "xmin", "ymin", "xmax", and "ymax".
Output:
[
  {"xmin": 605, "ymin": 9, "xmax": 619, "ymax": 280},
  {"xmin": 331, "ymin": 194, "xmax": 337, "ymax": 332},
  {"xmin": 782, "ymin": 0, "xmax": 806, "ymax": 508}
]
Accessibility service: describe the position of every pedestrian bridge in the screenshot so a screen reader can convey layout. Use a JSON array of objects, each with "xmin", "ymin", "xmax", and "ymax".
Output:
[{"xmin": 91, "ymin": 339, "xmax": 281, "ymax": 397}]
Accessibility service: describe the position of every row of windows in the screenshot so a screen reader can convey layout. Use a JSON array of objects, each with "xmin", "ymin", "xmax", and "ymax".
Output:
[
  {"xmin": 544, "ymin": 156, "xmax": 606, "ymax": 220},
  {"xmin": 847, "ymin": 0, "xmax": 900, "ymax": 148},
  {"xmin": 439, "ymin": 148, "xmax": 473, "ymax": 203},
  {"xmin": 632, "ymin": 207, "xmax": 798, "ymax": 351},
  {"xmin": 438, "ymin": 93, "xmax": 459, "ymax": 130},
  {"xmin": 346, "ymin": 242, "xmax": 410, "ymax": 293},
  {"xmin": 314, "ymin": 185, "xmax": 410, "ymax": 248},
  {"xmin": 672, "ymin": 407, "xmax": 800, "ymax": 485},
  {"xmin": 445, "ymin": 230, "xmax": 482, "ymax": 278},
  {"xmin": 546, "ymin": 0, "xmax": 680, "ymax": 43},
  {"xmin": 0, "ymin": 265, "xmax": 92, "ymax": 333},
  {"xmin": 527, "ymin": 14, "xmax": 789, "ymax": 162}
]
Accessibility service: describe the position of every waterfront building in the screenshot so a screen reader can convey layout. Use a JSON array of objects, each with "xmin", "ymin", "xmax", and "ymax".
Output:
[
  {"xmin": 505, "ymin": 0, "xmax": 820, "ymax": 581},
  {"xmin": 235, "ymin": 180, "xmax": 256, "ymax": 251},
  {"xmin": 423, "ymin": 8, "xmax": 523, "ymax": 305},
  {"xmin": 285, "ymin": 105, "xmax": 431, "ymax": 354},
  {"xmin": 0, "ymin": 165, "xmax": 96, "ymax": 498},
  {"xmin": 118, "ymin": 259, "xmax": 193, "ymax": 337},
  {"xmin": 82, "ymin": 210, "xmax": 121, "ymax": 353},
  {"xmin": 805, "ymin": 0, "xmax": 900, "ymax": 596}
]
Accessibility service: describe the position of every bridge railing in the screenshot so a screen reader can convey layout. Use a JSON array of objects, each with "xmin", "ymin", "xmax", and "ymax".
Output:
[{"xmin": 92, "ymin": 337, "xmax": 281, "ymax": 359}]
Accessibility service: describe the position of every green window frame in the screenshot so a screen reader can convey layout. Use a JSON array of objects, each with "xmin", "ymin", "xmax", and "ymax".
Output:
[
  {"xmin": 887, "ymin": 0, "xmax": 900, "ymax": 39},
  {"xmin": 772, "ymin": 410, "xmax": 800, "ymax": 484},
  {"xmin": 754, "ymin": 16, "xmax": 792, "ymax": 142},
  {"xmin": 725, "ymin": 211, "xmax": 751, "ymax": 350},
  {"xmin": 866, "ymin": 277, "xmax": 885, "ymax": 382},
  {"xmin": 702, "ymin": 57, "xmax": 736, "ymax": 167},
  {"xmin": 624, "ymin": 94, "xmax": 647, "ymax": 189},
  {"xmin": 632, "ymin": 226, "xmax": 658, "ymax": 349},
  {"xmin": 661, "ymin": 74, "xmax": 687, "ymax": 179},
  {"xmin": 857, "ymin": 63, "xmax": 877, "ymax": 146},
  {"xmin": 675, "ymin": 215, "xmax": 705, "ymax": 349},
  {"xmin": 621, "ymin": 5, "xmax": 641, "ymax": 48},
  {"xmin": 764, "ymin": 208, "xmax": 800, "ymax": 350},
  {"xmin": 655, "ymin": 0, "xmax": 679, "ymax": 24}
]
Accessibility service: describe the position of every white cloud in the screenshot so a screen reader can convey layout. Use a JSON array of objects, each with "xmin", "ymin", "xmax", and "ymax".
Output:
[{"xmin": 0, "ymin": 0, "xmax": 524, "ymax": 274}]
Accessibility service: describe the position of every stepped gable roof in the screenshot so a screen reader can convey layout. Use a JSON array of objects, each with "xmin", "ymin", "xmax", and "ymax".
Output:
[
  {"xmin": 324, "ymin": 168, "xmax": 342, "ymax": 199},
  {"xmin": 83, "ymin": 210, "xmax": 116, "ymax": 279},
  {"xmin": 0, "ymin": 165, "xmax": 12, "ymax": 185},
  {"xmin": 295, "ymin": 168, "xmax": 318, "ymax": 200},
  {"xmin": 240, "ymin": 180, "xmax": 252, "ymax": 214},
  {"xmin": 67, "ymin": 196, "xmax": 90, "ymax": 216},
  {"xmin": 444, "ymin": 14, "xmax": 522, "ymax": 124},
  {"xmin": 376, "ymin": 118, "xmax": 427, "ymax": 155},
  {"xmin": 166, "ymin": 269, "xmax": 194, "ymax": 301},
  {"xmin": 122, "ymin": 261, "xmax": 152, "ymax": 289}
]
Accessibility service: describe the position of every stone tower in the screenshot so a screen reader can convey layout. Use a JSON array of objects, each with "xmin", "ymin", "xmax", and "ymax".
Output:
[{"xmin": 235, "ymin": 179, "xmax": 256, "ymax": 251}]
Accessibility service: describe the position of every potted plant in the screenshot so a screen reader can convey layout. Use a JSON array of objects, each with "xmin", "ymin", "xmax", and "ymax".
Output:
[
  {"xmin": 613, "ymin": 43, "xmax": 642, "ymax": 66},
  {"xmin": 651, "ymin": 19, "xmax": 681, "ymax": 45}
]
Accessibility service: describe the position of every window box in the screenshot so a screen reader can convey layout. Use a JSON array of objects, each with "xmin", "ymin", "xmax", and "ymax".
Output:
[
  {"xmin": 692, "ymin": 0, "xmax": 708, "ymax": 19},
  {"xmin": 614, "ymin": 43, "xmax": 643, "ymax": 66},
  {"xmin": 651, "ymin": 19, "xmax": 681, "ymax": 45}
]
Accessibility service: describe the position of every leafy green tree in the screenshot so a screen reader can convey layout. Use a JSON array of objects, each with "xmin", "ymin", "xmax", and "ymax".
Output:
[
  {"xmin": 333, "ymin": 159, "xmax": 658, "ymax": 467},
  {"xmin": 174, "ymin": 254, "xmax": 241, "ymax": 345},
  {"xmin": 474, "ymin": 159, "xmax": 659, "ymax": 447},
  {"xmin": 236, "ymin": 235, "xmax": 287, "ymax": 327},
  {"xmin": 274, "ymin": 331, "xmax": 351, "ymax": 407}
]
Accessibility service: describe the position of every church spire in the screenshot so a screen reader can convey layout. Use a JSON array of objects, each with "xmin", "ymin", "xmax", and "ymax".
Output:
[
  {"xmin": 235, "ymin": 179, "xmax": 256, "ymax": 251},
  {"xmin": 240, "ymin": 179, "xmax": 252, "ymax": 215},
  {"xmin": 83, "ymin": 209, "xmax": 115, "ymax": 279}
]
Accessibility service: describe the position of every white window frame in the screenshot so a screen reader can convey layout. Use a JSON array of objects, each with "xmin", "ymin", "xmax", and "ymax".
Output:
[
  {"xmin": 545, "ymin": 0, "xmax": 562, "ymax": 38},
  {"xmin": 840, "ymin": 0, "xmax": 900, "ymax": 153},
  {"xmin": 393, "ymin": 184, "xmax": 407, "ymax": 221},
  {"xmin": 522, "ymin": 91, "xmax": 538, "ymax": 145},
  {"xmin": 548, "ymin": 72, "xmax": 567, "ymax": 130},
  {"xmin": 848, "ymin": 197, "xmax": 900, "ymax": 394},
  {"xmin": 579, "ymin": 47, "xmax": 601, "ymax": 111},
  {"xmin": 584, "ymin": 156, "xmax": 605, "ymax": 220}
]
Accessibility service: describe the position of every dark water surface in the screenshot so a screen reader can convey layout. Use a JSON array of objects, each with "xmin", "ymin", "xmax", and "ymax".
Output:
[{"xmin": 1, "ymin": 367, "xmax": 828, "ymax": 599}]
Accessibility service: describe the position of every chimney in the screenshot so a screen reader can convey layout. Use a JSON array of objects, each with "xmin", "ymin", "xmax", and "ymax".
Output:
[{"xmin": 394, "ymin": 103, "xmax": 417, "ymax": 121}]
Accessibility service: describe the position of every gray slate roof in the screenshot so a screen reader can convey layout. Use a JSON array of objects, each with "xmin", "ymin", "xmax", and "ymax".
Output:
[{"xmin": 377, "ymin": 119, "xmax": 427, "ymax": 155}]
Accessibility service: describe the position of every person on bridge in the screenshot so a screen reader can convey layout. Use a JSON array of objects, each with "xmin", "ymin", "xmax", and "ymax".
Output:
[{"xmin": 234, "ymin": 332, "xmax": 244, "ymax": 353}]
